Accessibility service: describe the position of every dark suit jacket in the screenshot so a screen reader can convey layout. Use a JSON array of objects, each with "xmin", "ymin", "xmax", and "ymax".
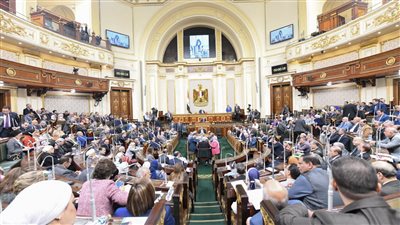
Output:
[
  {"xmin": 342, "ymin": 104, "xmax": 357, "ymax": 120},
  {"xmin": 280, "ymin": 196, "xmax": 399, "ymax": 225},
  {"xmin": 293, "ymin": 119, "xmax": 308, "ymax": 133},
  {"xmin": 381, "ymin": 180, "xmax": 400, "ymax": 196},
  {"xmin": 0, "ymin": 112, "xmax": 20, "ymax": 131}
]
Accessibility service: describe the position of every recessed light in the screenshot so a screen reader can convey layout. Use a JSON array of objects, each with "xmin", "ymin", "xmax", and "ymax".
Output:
[
  {"xmin": 335, "ymin": 46, "xmax": 338, "ymax": 49},
  {"xmin": 378, "ymin": 32, "xmax": 381, "ymax": 34},
  {"xmin": 0, "ymin": 36, "xmax": 4, "ymax": 39},
  {"xmin": 62, "ymin": 55, "xmax": 65, "ymax": 57},
  {"xmin": 49, "ymin": 51, "xmax": 52, "ymax": 53},
  {"xmin": 396, "ymin": 24, "xmax": 399, "ymax": 27},
  {"xmin": 18, "ymin": 42, "xmax": 22, "ymax": 45},
  {"xmin": 348, "ymin": 42, "xmax": 351, "ymax": 45},
  {"xmin": 85, "ymin": 60, "xmax": 89, "ymax": 63}
]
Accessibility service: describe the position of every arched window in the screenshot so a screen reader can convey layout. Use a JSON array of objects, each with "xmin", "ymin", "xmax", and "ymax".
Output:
[
  {"xmin": 162, "ymin": 36, "xmax": 177, "ymax": 63},
  {"xmin": 222, "ymin": 34, "xmax": 237, "ymax": 62}
]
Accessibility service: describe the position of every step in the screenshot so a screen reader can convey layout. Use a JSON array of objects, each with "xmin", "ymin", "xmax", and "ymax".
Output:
[
  {"xmin": 189, "ymin": 219, "xmax": 225, "ymax": 223},
  {"xmin": 193, "ymin": 205, "xmax": 221, "ymax": 214},
  {"xmin": 194, "ymin": 201, "xmax": 218, "ymax": 205},
  {"xmin": 190, "ymin": 213, "xmax": 224, "ymax": 221}
]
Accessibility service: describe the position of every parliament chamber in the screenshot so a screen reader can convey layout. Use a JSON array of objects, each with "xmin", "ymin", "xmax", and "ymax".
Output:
[{"xmin": 0, "ymin": 0, "xmax": 400, "ymax": 225}]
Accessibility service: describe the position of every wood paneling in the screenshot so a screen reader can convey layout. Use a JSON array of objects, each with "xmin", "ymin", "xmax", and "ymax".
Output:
[
  {"xmin": 270, "ymin": 83, "xmax": 292, "ymax": 115},
  {"xmin": 0, "ymin": 90, "xmax": 11, "ymax": 109},
  {"xmin": 110, "ymin": 88, "xmax": 132, "ymax": 119},
  {"xmin": 172, "ymin": 113, "xmax": 232, "ymax": 123},
  {"xmin": 0, "ymin": 59, "xmax": 109, "ymax": 92},
  {"xmin": 293, "ymin": 48, "xmax": 400, "ymax": 87},
  {"xmin": 394, "ymin": 79, "xmax": 400, "ymax": 105}
]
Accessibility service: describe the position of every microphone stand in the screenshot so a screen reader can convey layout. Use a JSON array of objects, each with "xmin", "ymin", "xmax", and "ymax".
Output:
[
  {"xmin": 40, "ymin": 155, "xmax": 55, "ymax": 180},
  {"xmin": 271, "ymin": 136, "xmax": 275, "ymax": 179},
  {"xmin": 86, "ymin": 156, "xmax": 97, "ymax": 221}
]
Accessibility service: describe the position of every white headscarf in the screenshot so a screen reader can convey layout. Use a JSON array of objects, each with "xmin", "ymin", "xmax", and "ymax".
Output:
[{"xmin": 1, "ymin": 180, "xmax": 72, "ymax": 224}]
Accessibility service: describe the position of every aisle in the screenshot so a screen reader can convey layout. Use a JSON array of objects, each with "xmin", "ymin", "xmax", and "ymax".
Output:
[{"xmin": 175, "ymin": 137, "xmax": 235, "ymax": 225}]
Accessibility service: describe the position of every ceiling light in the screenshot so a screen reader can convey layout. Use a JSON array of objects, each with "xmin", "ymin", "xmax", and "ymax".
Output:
[
  {"xmin": 62, "ymin": 55, "xmax": 65, "ymax": 57},
  {"xmin": 49, "ymin": 51, "xmax": 52, "ymax": 54},
  {"xmin": 377, "ymin": 32, "xmax": 381, "ymax": 34},
  {"xmin": 18, "ymin": 42, "xmax": 22, "ymax": 45},
  {"xmin": 327, "ymin": 82, "xmax": 332, "ymax": 86},
  {"xmin": 0, "ymin": 36, "xmax": 4, "ymax": 39},
  {"xmin": 396, "ymin": 24, "xmax": 399, "ymax": 27},
  {"xmin": 348, "ymin": 42, "xmax": 351, "ymax": 45},
  {"xmin": 0, "ymin": 81, "xmax": 4, "ymax": 86},
  {"xmin": 335, "ymin": 46, "xmax": 338, "ymax": 49},
  {"xmin": 70, "ymin": 89, "xmax": 76, "ymax": 93}
]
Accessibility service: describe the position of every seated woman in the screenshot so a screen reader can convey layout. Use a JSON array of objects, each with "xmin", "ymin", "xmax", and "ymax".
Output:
[
  {"xmin": 150, "ymin": 160, "xmax": 166, "ymax": 180},
  {"xmin": 114, "ymin": 180, "xmax": 175, "ymax": 225},
  {"xmin": 0, "ymin": 167, "xmax": 25, "ymax": 204},
  {"xmin": 6, "ymin": 130, "xmax": 28, "ymax": 160},
  {"xmin": 1, "ymin": 180, "xmax": 76, "ymax": 224},
  {"xmin": 77, "ymin": 158, "xmax": 128, "ymax": 217}
]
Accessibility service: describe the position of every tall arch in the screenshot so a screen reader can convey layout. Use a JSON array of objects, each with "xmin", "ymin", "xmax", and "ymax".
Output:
[{"xmin": 140, "ymin": 1, "xmax": 259, "ymax": 61}]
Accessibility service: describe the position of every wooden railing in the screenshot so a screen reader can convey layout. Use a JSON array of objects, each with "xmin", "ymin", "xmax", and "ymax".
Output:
[{"xmin": 317, "ymin": 0, "xmax": 368, "ymax": 32}]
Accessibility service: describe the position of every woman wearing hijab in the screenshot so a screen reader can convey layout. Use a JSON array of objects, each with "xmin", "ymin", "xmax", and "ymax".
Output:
[
  {"xmin": 77, "ymin": 158, "xmax": 128, "ymax": 217},
  {"xmin": 247, "ymin": 167, "xmax": 261, "ymax": 190},
  {"xmin": 209, "ymin": 135, "xmax": 220, "ymax": 160},
  {"xmin": 150, "ymin": 160, "xmax": 166, "ymax": 180},
  {"xmin": 0, "ymin": 180, "xmax": 76, "ymax": 224}
]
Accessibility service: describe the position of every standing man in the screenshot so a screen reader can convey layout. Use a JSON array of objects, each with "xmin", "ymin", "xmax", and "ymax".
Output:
[{"xmin": 0, "ymin": 106, "xmax": 20, "ymax": 138}]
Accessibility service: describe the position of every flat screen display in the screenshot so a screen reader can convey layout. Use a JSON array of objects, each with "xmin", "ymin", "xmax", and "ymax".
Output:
[
  {"xmin": 270, "ymin": 24, "xmax": 294, "ymax": 44},
  {"xmin": 189, "ymin": 35, "xmax": 209, "ymax": 58},
  {"xmin": 106, "ymin": 29, "xmax": 130, "ymax": 48}
]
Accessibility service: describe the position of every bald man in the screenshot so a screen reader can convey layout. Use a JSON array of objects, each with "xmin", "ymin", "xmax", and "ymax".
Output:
[
  {"xmin": 246, "ymin": 180, "xmax": 290, "ymax": 225},
  {"xmin": 372, "ymin": 161, "xmax": 400, "ymax": 196},
  {"xmin": 375, "ymin": 127, "xmax": 400, "ymax": 162}
]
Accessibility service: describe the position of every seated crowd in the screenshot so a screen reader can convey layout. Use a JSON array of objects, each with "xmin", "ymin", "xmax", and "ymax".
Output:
[{"xmin": 0, "ymin": 104, "xmax": 200, "ymax": 224}]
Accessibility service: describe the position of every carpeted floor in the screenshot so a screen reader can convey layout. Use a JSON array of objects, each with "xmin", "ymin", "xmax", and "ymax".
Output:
[{"xmin": 175, "ymin": 137, "xmax": 235, "ymax": 225}]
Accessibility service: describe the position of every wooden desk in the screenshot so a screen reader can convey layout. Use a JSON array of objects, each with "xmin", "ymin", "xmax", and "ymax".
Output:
[
  {"xmin": 173, "ymin": 113, "xmax": 232, "ymax": 123},
  {"xmin": 187, "ymin": 123, "xmax": 233, "ymax": 137}
]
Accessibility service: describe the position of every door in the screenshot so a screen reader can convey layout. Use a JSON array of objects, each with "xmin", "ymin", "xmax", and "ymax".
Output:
[
  {"xmin": 270, "ymin": 83, "xmax": 293, "ymax": 115},
  {"xmin": 110, "ymin": 88, "xmax": 132, "ymax": 119},
  {"xmin": 0, "ymin": 89, "xmax": 11, "ymax": 109},
  {"xmin": 394, "ymin": 79, "xmax": 400, "ymax": 105}
]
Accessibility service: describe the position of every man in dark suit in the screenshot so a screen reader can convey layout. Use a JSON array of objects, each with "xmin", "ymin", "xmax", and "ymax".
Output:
[
  {"xmin": 293, "ymin": 115, "xmax": 308, "ymax": 141},
  {"xmin": 234, "ymin": 104, "xmax": 241, "ymax": 121},
  {"xmin": 0, "ymin": 106, "xmax": 20, "ymax": 138},
  {"xmin": 280, "ymin": 157, "xmax": 399, "ymax": 225},
  {"xmin": 372, "ymin": 160, "xmax": 400, "ymax": 196},
  {"xmin": 342, "ymin": 101, "xmax": 357, "ymax": 120}
]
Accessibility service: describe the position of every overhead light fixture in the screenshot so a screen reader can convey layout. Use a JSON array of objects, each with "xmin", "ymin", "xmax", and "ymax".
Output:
[
  {"xmin": 377, "ymin": 32, "xmax": 381, "ymax": 34},
  {"xmin": 49, "ymin": 51, "xmax": 52, "ymax": 54},
  {"xmin": 335, "ymin": 46, "xmax": 338, "ymax": 49},
  {"xmin": 62, "ymin": 55, "xmax": 65, "ymax": 57},
  {"xmin": 327, "ymin": 82, "xmax": 332, "ymax": 86},
  {"xmin": 0, "ymin": 36, "xmax": 4, "ymax": 39},
  {"xmin": 70, "ymin": 89, "xmax": 76, "ymax": 93},
  {"xmin": 348, "ymin": 42, "xmax": 351, "ymax": 45},
  {"xmin": 18, "ymin": 42, "xmax": 22, "ymax": 45},
  {"xmin": 0, "ymin": 81, "xmax": 4, "ymax": 86},
  {"xmin": 396, "ymin": 24, "xmax": 399, "ymax": 27}
]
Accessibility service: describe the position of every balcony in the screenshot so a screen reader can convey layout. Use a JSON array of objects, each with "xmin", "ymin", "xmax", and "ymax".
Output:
[
  {"xmin": 286, "ymin": 0, "xmax": 400, "ymax": 61},
  {"xmin": 0, "ymin": 9, "xmax": 114, "ymax": 67}
]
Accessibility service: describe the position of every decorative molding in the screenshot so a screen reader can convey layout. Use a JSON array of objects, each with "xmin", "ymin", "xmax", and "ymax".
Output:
[
  {"xmin": 0, "ymin": 13, "xmax": 26, "ymax": 37},
  {"xmin": 286, "ymin": 1, "xmax": 400, "ymax": 61},
  {"xmin": 0, "ymin": 10, "xmax": 113, "ymax": 66},
  {"xmin": 292, "ymin": 47, "xmax": 400, "ymax": 87},
  {"xmin": 0, "ymin": 59, "xmax": 109, "ymax": 92}
]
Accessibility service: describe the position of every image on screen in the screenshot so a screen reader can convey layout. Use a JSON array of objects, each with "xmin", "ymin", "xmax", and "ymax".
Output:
[
  {"xmin": 189, "ymin": 35, "xmax": 209, "ymax": 58},
  {"xmin": 270, "ymin": 24, "xmax": 294, "ymax": 44},
  {"xmin": 106, "ymin": 30, "xmax": 130, "ymax": 48}
]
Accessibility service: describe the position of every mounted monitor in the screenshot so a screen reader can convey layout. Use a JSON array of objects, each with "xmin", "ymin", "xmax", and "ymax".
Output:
[
  {"xmin": 270, "ymin": 24, "xmax": 294, "ymax": 45},
  {"xmin": 184, "ymin": 27, "xmax": 216, "ymax": 59},
  {"xmin": 106, "ymin": 29, "xmax": 130, "ymax": 49}
]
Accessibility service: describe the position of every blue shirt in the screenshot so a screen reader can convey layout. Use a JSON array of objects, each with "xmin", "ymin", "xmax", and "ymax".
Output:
[
  {"xmin": 114, "ymin": 205, "xmax": 175, "ymax": 225},
  {"xmin": 226, "ymin": 106, "xmax": 232, "ymax": 113}
]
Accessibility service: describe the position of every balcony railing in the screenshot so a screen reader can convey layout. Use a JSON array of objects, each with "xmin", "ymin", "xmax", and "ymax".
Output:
[
  {"xmin": 0, "ymin": 9, "xmax": 113, "ymax": 66},
  {"xmin": 286, "ymin": 0, "xmax": 400, "ymax": 61},
  {"xmin": 30, "ymin": 7, "xmax": 111, "ymax": 51}
]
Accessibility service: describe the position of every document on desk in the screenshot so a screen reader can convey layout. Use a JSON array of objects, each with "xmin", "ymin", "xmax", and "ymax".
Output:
[
  {"xmin": 246, "ymin": 188, "xmax": 263, "ymax": 210},
  {"xmin": 230, "ymin": 180, "xmax": 247, "ymax": 191},
  {"xmin": 121, "ymin": 217, "xmax": 147, "ymax": 225}
]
